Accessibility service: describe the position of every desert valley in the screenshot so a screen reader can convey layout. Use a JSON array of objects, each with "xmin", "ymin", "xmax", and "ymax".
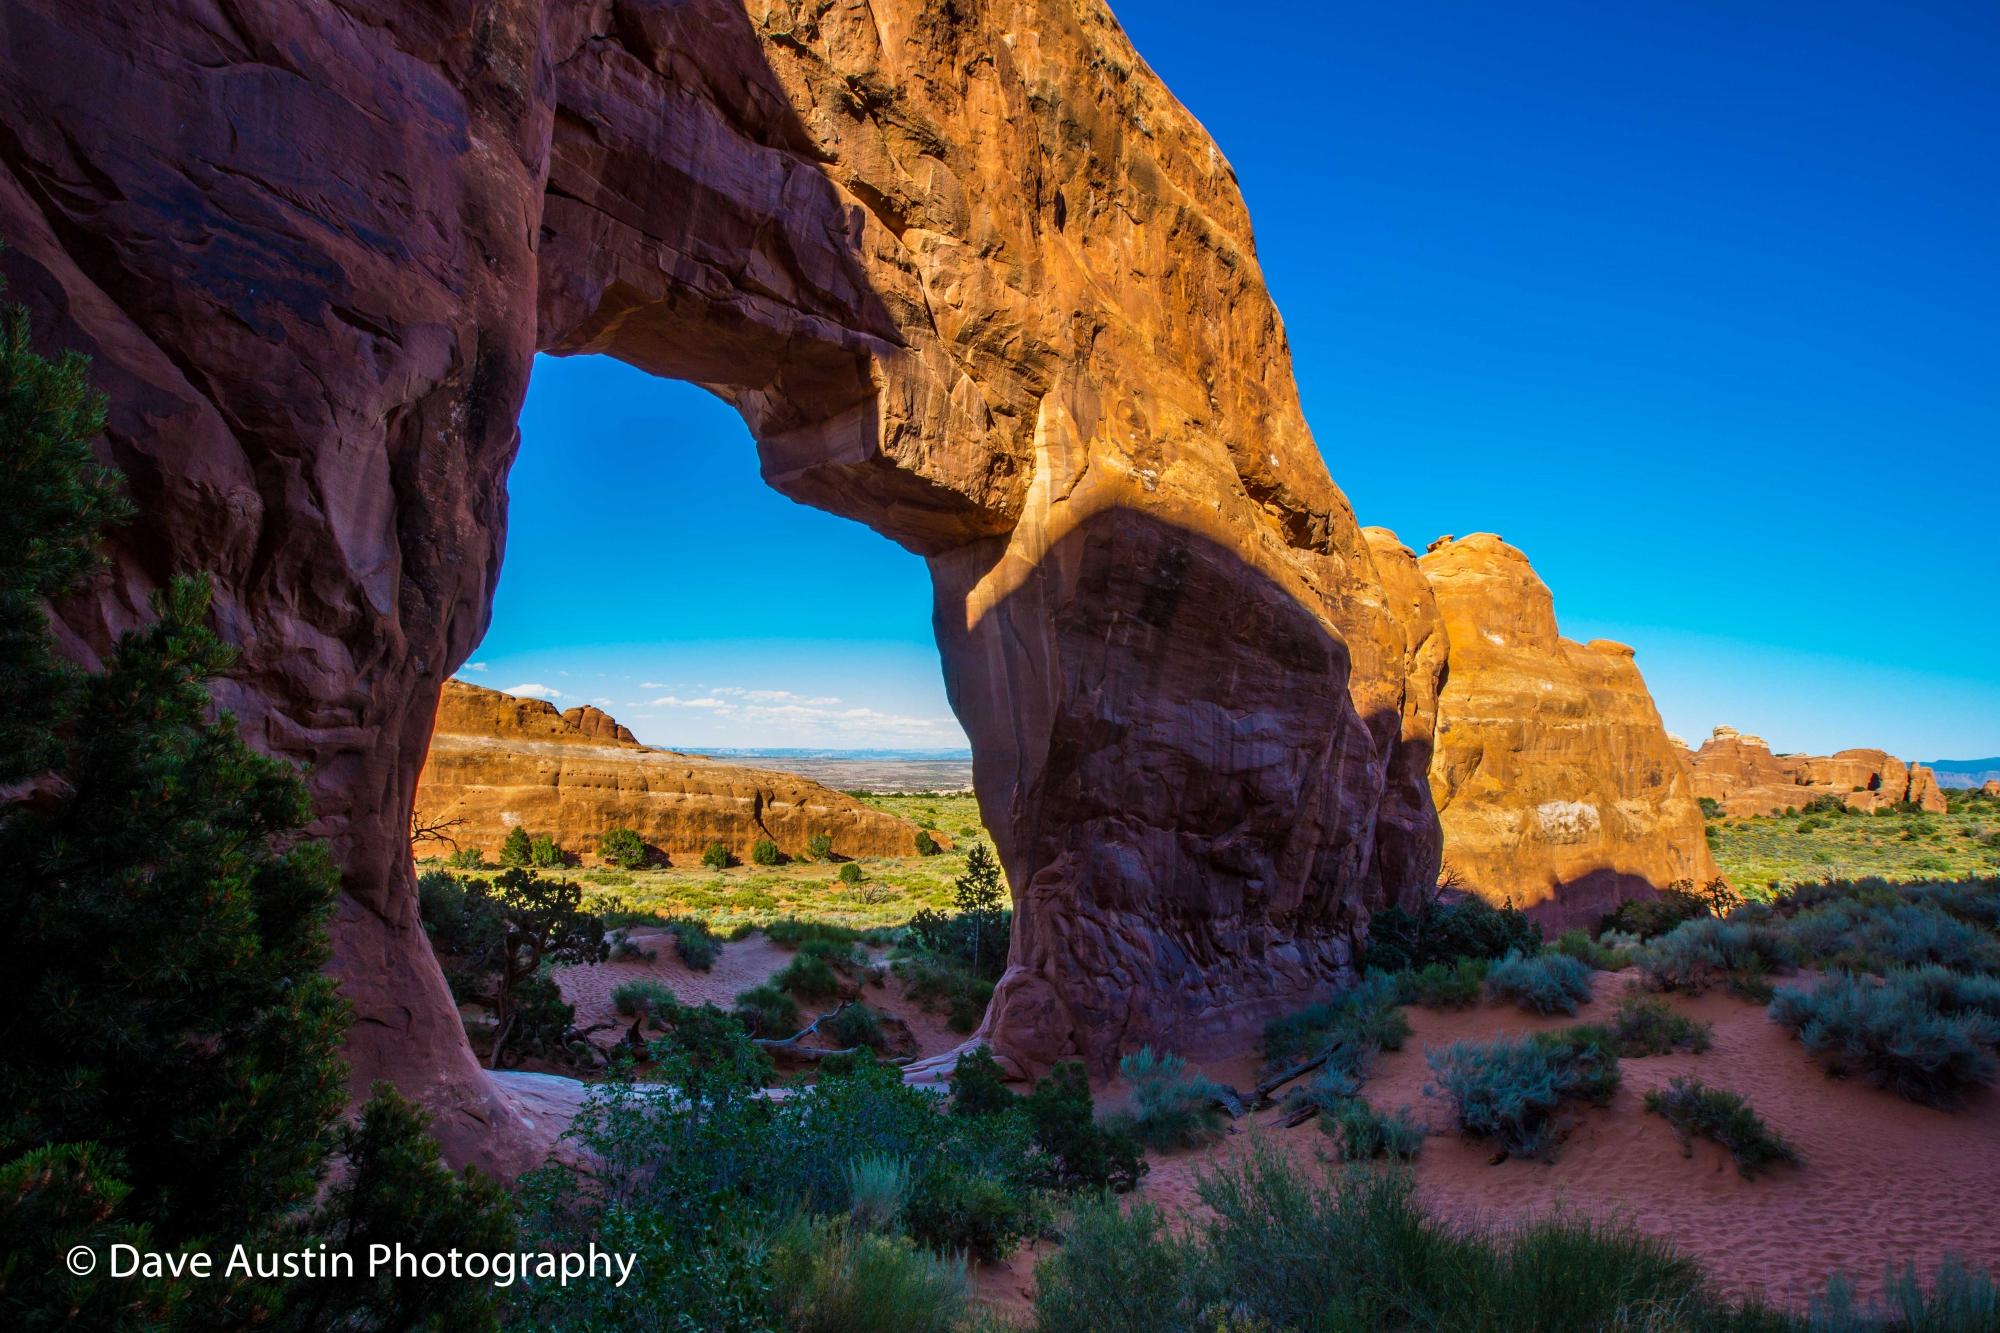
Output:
[{"xmin": 2, "ymin": 1, "xmax": 1996, "ymax": 1331}]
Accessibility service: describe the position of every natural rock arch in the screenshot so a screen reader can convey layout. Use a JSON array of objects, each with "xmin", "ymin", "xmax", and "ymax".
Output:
[{"xmin": 0, "ymin": 0, "xmax": 1440, "ymax": 1171}]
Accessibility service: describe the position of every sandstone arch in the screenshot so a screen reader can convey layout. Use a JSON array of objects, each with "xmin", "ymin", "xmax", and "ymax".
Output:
[{"xmin": 0, "ymin": 0, "xmax": 1440, "ymax": 1170}]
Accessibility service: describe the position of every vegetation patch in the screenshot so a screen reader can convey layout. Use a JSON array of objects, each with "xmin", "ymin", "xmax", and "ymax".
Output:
[
  {"xmin": 1769, "ymin": 970, "xmax": 1999, "ymax": 1107},
  {"xmin": 1644, "ymin": 1076, "xmax": 1799, "ymax": 1179},
  {"xmin": 1119, "ymin": 1047, "xmax": 1230, "ymax": 1151},
  {"xmin": 1486, "ymin": 949, "xmax": 1595, "ymax": 1015},
  {"xmin": 1425, "ymin": 1028, "xmax": 1620, "ymax": 1160},
  {"xmin": 1609, "ymin": 992, "xmax": 1714, "ymax": 1056}
]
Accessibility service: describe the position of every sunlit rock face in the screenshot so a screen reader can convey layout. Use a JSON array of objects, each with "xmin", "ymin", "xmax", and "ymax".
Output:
[
  {"xmin": 1683, "ymin": 728, "xmax": 1949, "ymax": 817},
  {"xmin": 1416, "ymin": 535, "xmax": 1719, "ymax": 928},
  {"xmin": 1, "ymin": 0, "xmax": 1442, "ymax": 1164},
  {"xmin": 416, "ymin": 680, "xmax": 925, "ymax": 862}
]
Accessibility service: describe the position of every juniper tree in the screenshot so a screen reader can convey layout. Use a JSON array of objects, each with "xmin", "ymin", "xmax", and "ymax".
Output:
[{"xmin": 0, "ymin": 285, "xmax": 510, "ymax": 1329}]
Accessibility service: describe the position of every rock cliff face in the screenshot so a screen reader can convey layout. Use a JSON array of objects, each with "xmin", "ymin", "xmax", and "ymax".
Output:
[
  {"xmin": 1416, "ymin": 535, "xmax": 1718, "ymax": 927},
  {"xmin": 1683, "ymin": 728, "xmax": 1949, "ymax": 816},
  {"xmin": 1, "ymin": 0, "xmax": 1444, "ymax": 1165},
  {"xmin": 418, "ymin": 681, "xmax": 922, "ymax": 861}
]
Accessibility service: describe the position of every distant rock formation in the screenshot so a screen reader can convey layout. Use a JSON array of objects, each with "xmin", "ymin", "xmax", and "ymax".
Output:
[
  {"xmin": 1401, "ymin": 533, "xmax": 1718, "ymax": 927},
  {"xmin": 1680, "ymin": 728, "xmax": 1950, "ymax": 817},
  {"xmin": 416, "ymin": 681, "xmax": 925, "ymax": 863}
]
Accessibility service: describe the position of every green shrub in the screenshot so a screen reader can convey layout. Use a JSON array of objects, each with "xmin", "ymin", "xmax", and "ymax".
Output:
[
  {"xmin": 1324, "ymin": 1099, "xmax": 1425, "ymax": 1162},
  {"xmin": 613, "ymin": 979, "xmax": 677, "ymax": 1025},
  {"xmin": 949, "ymin": 1046, "xmax": 1015, "ymax": 1117},
  {"xmin": 734, "ymin": 983, "xmax": 802, "ymax": 1039},
  {"xmin": 1554, "ymin": 928, "xmax": 1633, "ymax": 971},
  {"xmin": 838, "ymin": 861, "xmax": 863, "ymax": 884},
  {"xmin": 597, "ymin": 826, "xmax": 648, "ymax": 869},
  {"xmin": 806, "ymin": 833, "xmax": 835, "ymax": 862},
  {"xmin": 1486, "ymin": 949, "xmax": 1594, "ymax": 1015},
  {"xmin": 1034, "ymin": 1143, "xmax": 1759, "ymax": 1333},
  {"xmin": 1393, "ymin": 957, "xmax": 1489, "ymax": 1010},
  {"xmin": 702, "ymin": 841, "xmax": 732, "ymax": 870},
  {"xmin": 1264, "ymin": 972, "xmax": 1409, "ymax": 1068},
  {"xmin": 1699, "ymin": 796, "xmax": 1726, "ymax": 819},
  {"xmin": 902, "ymin": 1159, "xmax": 1042, "ymax": 1262},
  {"xmin": 896, "ymin": 952, "xmax": 994, "ymax": 1033},
  {"xmin": 527, "ymin": 832, "xmax": 564, "ymax": 867},
  {"xmin": 1119, "ymin": 1047, "xmax": 1227, "ymax": 1151},
  {"xmin": 1022, "ymin": 1062, "xmax": 1146, "ymax": 1193},
  {"xmin": 1608, "ymin": 992, "xmax": 1713, "ymax": 1056},
  {"xmin": 1811, "ymin": 1255, "xmax": 1999, "ymax": 1329},
  {"xmin": 1644, "ymin": 1077, "xmax": 1798, "ymax": 1179},
  {"xmin": 1366, "ymin": 894, "xmax": 1541, "ymax": 973},
  {"xmin": 841, "ymin": 1154, "xmax": 912, "ymax": 1235},
  {"xmin": 669, "ymin": 916, "xmax": 721, "ymax": 971},
  {"xmin": 1598, "ymin": 886, "xmax": 1710, "ymax": 940},
  {"xmin": 646, "ymin": 1000, "xmax": 774, "ymax": 1088},
  {"xmin": 914, "ymin": 829, "xmax": 940, "ymax": 856},
  {"xmin": 1787, "ymin": 900, "xmax": 2000, "ymax": 975},
  {"xmin": 1769, "ymin": 971, "xmax": 1998, "ymax": 1106},
  {"xmin": 751, "ymin": 837, "xmax": 783, "ymax": 866},
  {"xmin": 499, "ymin": 824, "xmax": 533, "ymax": 867},
  {"xmin": 765, "ymin": 919, "xmax": 867, "ymax": 949},
  {"xmin": 1638, "ymin": 917, "xmax": 1796, "ymax": 997},
  {"xmin": 824, "ymin": 1003, "xmax": 887, "ymax": 1052},
  {"xmin": 1425, "ymin": 1028, "xmax": 1619, "ymax": 1159},
  {"xmin": 765, "ymin": 1214, "xmax": 965, "ymax": 1333},
  {"xmin": 446, "ymin": 846, "xmax": 487, "ymax": 870}
]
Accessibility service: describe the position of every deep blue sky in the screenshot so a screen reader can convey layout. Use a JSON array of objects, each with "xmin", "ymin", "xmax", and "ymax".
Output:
[{"xmin": 475, "ymin": 0, "xmax": 1998, "ymax": 758}]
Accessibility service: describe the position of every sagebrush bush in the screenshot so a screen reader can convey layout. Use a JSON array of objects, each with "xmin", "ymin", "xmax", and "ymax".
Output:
[
  {"xmin": 1554, "ymin": 928, "xmax": 1634, "ymax": 971},
  {"xmin": 1325, "ymin": 1099, "xmax": 1426, "ymax": 1162},
  {"xmin": 1769, "ymin": 971, "xmax": 1998, "ymax": 1106},
  {"xmin": 775, "ymin": 951, "xmax": 844, "ymax": 1001},
  {"xmin": 1393, "ymin": 956, "xmax": 1489, "ymax": 1010},
  {"xmin": 1120, "ymin": 1047, "xmax": 1227, "ymax": 1151},
  {"xmin": 1811, "ymin": 1255, "xmax": 1999, "ymax": 1330},
  {"xmin": 1644, "ymin": 1076, "xmax": 1798, "ymax": 1179},
  {"xmin": 1639, "ymin": 917, "xmax": 1796, "ymax": 997},
  {"xmin": 669, "ymin": 916, "xmax": 720, "ymax": 970},
  {"xmin": 1486, "ymin": 949, "xmax": 1595, "ymax": 1015},
  {"xmin": 1609, "ymin": 992, "xmax": 1714, "ymax": 1056},
  {"xmin": 1787, "ymin": 900, "xmax": 2000, "ymax": 975},
  {"xmin": 841, "ymin": 1154, "xmax": 912, "ymax": 1234},
  {"xmin": 896, "ymin": 952, "xmax": 994, "ymax": 1033},
  {"xmin": 1264, "ymin": 972, "xmax": 1409, "ymax": 1068},
  {"xmin": 1426, "ymin": 1028, "xmax": 1619, "ymax": 1159}
]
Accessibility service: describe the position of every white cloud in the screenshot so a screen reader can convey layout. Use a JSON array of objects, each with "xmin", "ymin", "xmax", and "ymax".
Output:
[
  {"xmin": 506, "ymin": 682, "xmax": 563, "ymax": 700},
  {"xmin": 591, "ymin": 697, "xmax": 615, "ymax": 708},
  {"xmin": 463, "ymin": 661, "xmax": 488, "ymax": 672},
  {"xmin": 648, "ymin": 695, "xmax": 734, "ymax": 711}
]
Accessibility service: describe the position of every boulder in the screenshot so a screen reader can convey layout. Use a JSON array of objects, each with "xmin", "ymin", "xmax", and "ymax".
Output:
[
  {"xmin": 1416, "ymin": 535, "xmax": 1718, "ymax": 927},
  {"xmin": 416, "ymin": 680, "xmax": 925, "ymax": 862}
]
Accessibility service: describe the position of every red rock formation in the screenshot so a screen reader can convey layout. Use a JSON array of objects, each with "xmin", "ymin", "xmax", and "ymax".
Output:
[
  {"xmin": 1685, "ymin": 728, "xmax": 1949, "ymax": 816},
  {"xmin": 1, "ymin": 0, "xmax": 1443, "ymax": 1163},
  {"xmin": 417, "ymin": 680, "xmax": 923, "ymax": 861},
  {"xmin": 1416, "ymin": 536, "xmax": 1719, "ymax": 928}
]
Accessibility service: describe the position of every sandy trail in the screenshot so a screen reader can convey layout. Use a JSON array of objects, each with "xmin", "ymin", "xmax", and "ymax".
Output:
[{"xmin": 1130, "ymin": 967, "xmax": 2000, "ymax": 1313}]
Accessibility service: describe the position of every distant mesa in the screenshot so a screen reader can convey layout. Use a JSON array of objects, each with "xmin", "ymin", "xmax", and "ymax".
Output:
[
  {"xmin": 1680, "ymin": 727, "xmax": 1949, "ymax": 817},
  {"xmin": 1926, "ymin": 757, "xmax": 2000, "ymax": 791},
  {"xmin": 1368, "ymin": 531, "xmax": 1716, "ymax": 928},
  {"xmin": 414, "ymin": 681, "xmax": 930, "ymax": 864}
]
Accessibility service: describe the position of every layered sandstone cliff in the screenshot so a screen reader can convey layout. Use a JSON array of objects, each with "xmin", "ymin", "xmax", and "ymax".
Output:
[
  {"xmin": 1681, "ymin": 727, "xmax": 1948, "ymax": 817},
  {"xmin": 2, "ymin": 0, "xmax": 1448, "ymax": 1163},
  {"xmin": 1412, "ymin": 534, "xmax": 1718, "ymax": 926},
  {"xmin": 416, "ymin": 681, "xmax": 924, "ymax": 862}
]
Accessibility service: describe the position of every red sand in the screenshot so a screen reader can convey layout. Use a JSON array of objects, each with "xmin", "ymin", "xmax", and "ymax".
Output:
[{"xmin": 1128, "ymin": 968, "xmax": 2000, "ymax": 1314}]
